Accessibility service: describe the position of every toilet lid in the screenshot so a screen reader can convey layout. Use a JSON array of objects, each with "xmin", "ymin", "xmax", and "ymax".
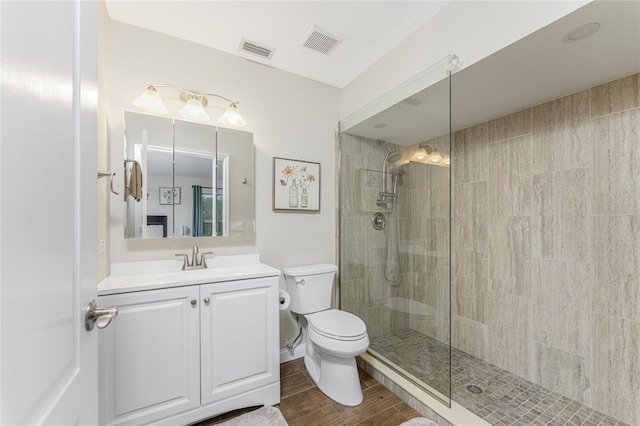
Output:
[{"xmin": 308, "ymin": 309, "xmax": 367, "ymax": 341}]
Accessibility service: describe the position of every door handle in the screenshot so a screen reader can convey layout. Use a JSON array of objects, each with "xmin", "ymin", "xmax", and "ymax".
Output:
[{"xmin": 85, "ymin": 299, "xmax": 118, "ymax": 331}]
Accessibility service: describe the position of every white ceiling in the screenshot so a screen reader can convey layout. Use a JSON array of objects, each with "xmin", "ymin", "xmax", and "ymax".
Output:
[
  {"xmin": 346, "ymin": 0, "xmax": 640, "ymax": 145},
  {"xmin": 108, "ymin": 1, "xmax": 639, "ymax": 146},
  {"xmin": 104, "ymin": 1, "xmax": 449, "ymax": 88}
]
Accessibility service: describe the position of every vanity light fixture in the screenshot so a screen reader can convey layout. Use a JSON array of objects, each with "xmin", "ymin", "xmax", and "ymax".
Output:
[
  {"xmin": 132, "ymin": 81, "xmax": 247, "ymax": 127},
  {"xmin": 132, "ymin": 86, "xmax": 168, "ymax": 115},
  {"xmin": 414, "ymin": 146, "xmax": 428, "ymax": 160},
  {"xmin": 411, "ymin": 144, "xmax": 449, "ymax": 167}
]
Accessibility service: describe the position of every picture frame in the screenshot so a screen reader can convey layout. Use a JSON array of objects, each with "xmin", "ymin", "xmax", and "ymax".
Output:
[
  {"xmin": 159, "ymin": 187, "xmax": 181, "ymax": 205},
  {"xmin": 273, "ymin": 157, "xmax": 320, "ymax": 212}
]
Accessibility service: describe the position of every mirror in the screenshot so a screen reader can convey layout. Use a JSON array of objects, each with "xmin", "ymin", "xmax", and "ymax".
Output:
[{"xmin": 123, "ymin": 111, "xmax": 254, "ymax": 239}]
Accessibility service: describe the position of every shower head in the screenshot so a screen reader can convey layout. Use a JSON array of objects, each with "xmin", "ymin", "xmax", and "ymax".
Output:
[
  {"xmin": 378, "ymin": 140, "xmax": 402, "ymax": 162},
  {"xmin": 385, "ymin": 151, "xmax": 402, "ymax": 163}
]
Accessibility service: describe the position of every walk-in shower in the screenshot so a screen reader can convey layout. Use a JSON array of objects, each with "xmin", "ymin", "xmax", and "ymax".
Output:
[
  {"xmin": 339, "ymin": 56, "xmax": 454, "ymax": 412},
  {"xmin": 338, "ymin": 10, "xmax": 639, "ymax": 422}
]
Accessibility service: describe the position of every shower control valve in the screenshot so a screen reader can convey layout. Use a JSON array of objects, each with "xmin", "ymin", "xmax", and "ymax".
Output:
[{"xmin": 371, "ymin": 212, "xmax": 386, "ymax": 231}]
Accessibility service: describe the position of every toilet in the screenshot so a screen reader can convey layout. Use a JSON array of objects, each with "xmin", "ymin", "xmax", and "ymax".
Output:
[{"xmin": 282, "ymin": 263, "xmax": 369, "ymax": 406}]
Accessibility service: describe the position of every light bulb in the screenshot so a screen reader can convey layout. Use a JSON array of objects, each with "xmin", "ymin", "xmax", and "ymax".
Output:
[
  {"xmin": 178, "ymin": 98, "xmax": 210, "ymax": 122},
  {"xmin": 414, "ymin": 147, "xmax": 427, "ymax": 160},
  {"xmin": 132, "ymin": 87, "xmax": 168, "ymax": 115},
  {"xmin": 429, "ymin": 151, "xmax": 443, "ymax": 163},
  {"xmin": 219, "ymin": 103, "xmax": 247, "ymax": 128}
]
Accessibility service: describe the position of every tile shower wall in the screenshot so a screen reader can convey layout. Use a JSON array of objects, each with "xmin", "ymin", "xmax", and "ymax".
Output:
[
  {"xmin": 452, "ymin": 73, "xmax": 640, "ymax": 424},
  {"xmin": 340, "ymin": 134, "xmax": 450, "ymax": 344}
]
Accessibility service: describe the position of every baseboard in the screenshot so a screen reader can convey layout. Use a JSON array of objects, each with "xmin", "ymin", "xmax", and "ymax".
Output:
[{"xmin": 280, "ymin": 343, "xmax": 306, "ymax": 363}]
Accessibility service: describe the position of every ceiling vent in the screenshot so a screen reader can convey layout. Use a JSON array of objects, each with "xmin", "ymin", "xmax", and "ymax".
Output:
[
  {"xmin": 238, "ymin": 38, "xmax": 275, "ymax": 60},
  {"xmin": 301, "ymin": 25, "xmax": 343, "ymax": 55}
]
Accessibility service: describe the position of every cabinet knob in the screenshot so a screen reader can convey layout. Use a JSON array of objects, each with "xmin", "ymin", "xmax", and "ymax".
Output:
[
  {"xmin": 204, "ymin": 297, "xmax": 210, "ymax": 305},
  {"xmin": 191, "ymin": 299, "xmax": 197, "ymax": 307}
]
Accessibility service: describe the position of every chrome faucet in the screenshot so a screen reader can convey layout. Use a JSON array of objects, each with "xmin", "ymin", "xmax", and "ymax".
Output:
[{"xmin": 175, "ymin": 245, "xmax": 213, "ymax": 270}]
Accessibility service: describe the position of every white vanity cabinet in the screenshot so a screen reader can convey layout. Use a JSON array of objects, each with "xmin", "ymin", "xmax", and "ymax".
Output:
[
  {"xmin": 98, "ymin": 263, "xmax": 280, "ymax": 426},
  {"xmin": 200, "ymin": 278, "xmax": 278, "ymax": 407},
  {"xmin": 99, "ymin": 286, "xmax": 201, "ymax": 426}
]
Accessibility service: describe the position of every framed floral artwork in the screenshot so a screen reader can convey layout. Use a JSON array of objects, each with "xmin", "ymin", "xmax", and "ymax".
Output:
[
  {"xmin": 273, "ymin": 157, "xmax": 320, "ymax": 212},
  {"xmin": 159, "ymin": 187, "xmax": 181, "ymax": 205}
]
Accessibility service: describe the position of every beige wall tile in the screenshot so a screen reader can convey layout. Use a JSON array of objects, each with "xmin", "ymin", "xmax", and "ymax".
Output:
[
  {"xmin": 341, "ymin": 132, "xmax": 366, "ymax": 156},
  {"xmin": 532, "ymin": 90, "xmax": 591, "ymax": 174},
  {"xmin": 591, "ymin": 72, "xmax": 640, "ymax": 119},
  {"xmin": 406, "ymin": 161, "xmax": 427, "ymax": 191},
  {"xmin": 452, "ymin": 315, "xmax": 489, "ymax": 360},
  {"xmin": 488, "ymin": 135, "xmax": 532, "ymax": 217},
  {"xmin": 454, "ymin": 250, "xmax": 487, "ymax": 323},
  {"xmin": 366, "ymin": 305, "xmax": 391, "ymax": 339},
  {"xmin": 453, "ymin": 182, "xmax": 487, "ymax": 252},
  {"xmin": 592, "ymin": 109, "xmax": 640, "ymax": 215},
  {"xmin": 425, "ymin": 165, "xmax": 450, "ymax": 219},
  {"xmin": 531, "ymin": 259, "xmax": 590, "ymax": 356},
  {"xmin": 452, "ymin": 122, "xmax": 489, "ymax": 184},
  {"xmin": 592, "ymin": 215, "xmax": 640, "ymax": 322},
  {"xmin": 533, "ymin": 343, "xmax": 590, "ymax": 404},
  {"xmin": 592, "ymin": 313, "xmax": 640, "ymax": 425},
  {"xmin": 340, "ymin": 279, "xmax": 367, "ymax": 320},
  {"xmin": 532, "ymin": 169, "xmax": 591, "ymax": 262},
  {"xmin": 488, "ymin": 216, "xmax": 532, "ymax": 297},
  {"xmin": 488, "ymin": 108, "xmax": 532, "ymax": 143},
  {"xmin": 485, "ymin": 290, "xmax": 532, "ymax": 380},
  {"xmin": 340, "ymin": 154, "xmax": 365, "ymax": 218}
]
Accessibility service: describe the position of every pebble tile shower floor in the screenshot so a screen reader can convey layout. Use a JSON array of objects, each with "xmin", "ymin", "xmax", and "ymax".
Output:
[{"xmin": 369, "ymin": 329, "xmax": 628, "ymax": 426}]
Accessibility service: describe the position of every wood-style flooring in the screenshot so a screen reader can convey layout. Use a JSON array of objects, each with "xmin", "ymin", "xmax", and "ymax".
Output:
[{"xmin": 196, "ymin": 358, "xmax": 422, "ymax": 425}]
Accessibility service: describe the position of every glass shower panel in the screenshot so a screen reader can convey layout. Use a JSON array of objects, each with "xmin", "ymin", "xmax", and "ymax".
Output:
[{"xmin": 339, "ymin": 59, "xmax": 452, "ymax": 406}]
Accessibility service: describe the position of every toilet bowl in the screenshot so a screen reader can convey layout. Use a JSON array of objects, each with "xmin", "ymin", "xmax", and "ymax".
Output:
[{"xmin": 283, "ymin": 264, "xmax": 369, "ymax": 406}]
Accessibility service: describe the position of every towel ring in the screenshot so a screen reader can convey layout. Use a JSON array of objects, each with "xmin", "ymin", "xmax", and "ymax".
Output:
[{"xmin": 98, "ymin": 170, "xmax": 120, "ymax": 196}]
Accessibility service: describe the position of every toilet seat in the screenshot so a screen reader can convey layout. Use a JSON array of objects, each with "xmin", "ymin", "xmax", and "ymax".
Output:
[{"xmin": 308, "ymin": 309, "xmax": 367, "ymax": 341}]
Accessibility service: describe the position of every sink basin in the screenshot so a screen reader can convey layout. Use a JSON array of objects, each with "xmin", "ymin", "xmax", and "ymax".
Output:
[
  {"xmin": 99, "ymin": 254, "xmax": 280, "ymax": 296},
  {"xmin": 155, "ymin": 268, "xmax": 233, "ymax": 282}
]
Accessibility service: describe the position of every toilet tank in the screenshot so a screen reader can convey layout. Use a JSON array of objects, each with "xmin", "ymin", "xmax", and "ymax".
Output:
[{"xmin": 282, "ymin": 263, "xmax": 338, "ymax": 314}]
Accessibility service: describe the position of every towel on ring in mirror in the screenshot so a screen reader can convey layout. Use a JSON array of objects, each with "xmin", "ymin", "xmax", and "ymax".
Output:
[{"xmin": 129, "ymin": 161, "xmax": 143, "ymax": 202}]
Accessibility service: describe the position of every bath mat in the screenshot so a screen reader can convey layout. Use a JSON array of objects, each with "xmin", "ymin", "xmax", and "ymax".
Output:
[
  {"xmin": 400, "ymin": 417, "xmax": 438, "ymax": 426},
  {"xmin": 218, "ymin": 406, "xmax": 287, "ymax": 425}
]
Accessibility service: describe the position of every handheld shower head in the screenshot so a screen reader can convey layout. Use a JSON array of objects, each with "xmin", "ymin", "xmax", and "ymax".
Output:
[{"xmin": 378, "ymin": 140, "xmax": 402, "ymax": 163}]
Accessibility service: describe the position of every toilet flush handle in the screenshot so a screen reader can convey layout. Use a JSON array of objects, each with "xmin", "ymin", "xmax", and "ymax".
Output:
[{"xmin": 295, "ymin": 278, "xmax": 306, "ymax": 285}]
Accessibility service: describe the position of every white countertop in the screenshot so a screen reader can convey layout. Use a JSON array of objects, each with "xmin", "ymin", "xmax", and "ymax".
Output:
[{"xmin": 98, "ymin": 254, "xmax": 280, "ymax": 296}]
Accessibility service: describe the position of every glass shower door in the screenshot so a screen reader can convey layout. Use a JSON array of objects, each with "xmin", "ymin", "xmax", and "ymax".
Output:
[{"xmin": 338, "ymin": 57, "xmax": 454, "ymax": 406}]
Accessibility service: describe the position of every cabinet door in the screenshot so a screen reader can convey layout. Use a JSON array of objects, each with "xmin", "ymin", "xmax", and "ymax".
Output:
[
  {"xmin": 99, "ymin": 286, "xmax": 200, "ymax": 425},
  {"xmin": 200, "ymin": 277, "xmax": 279, "ymax": 406}
]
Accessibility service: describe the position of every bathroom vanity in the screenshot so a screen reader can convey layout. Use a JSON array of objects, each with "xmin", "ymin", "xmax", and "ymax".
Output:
[{"xmin": 97, "ymin": 255, "xmax": 280, "ymax": 426}]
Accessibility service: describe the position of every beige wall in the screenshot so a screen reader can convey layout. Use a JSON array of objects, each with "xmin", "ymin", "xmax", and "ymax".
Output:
[
  {"xmin": 102, "ymin": 21, "xmax": 340, "ymax": 348},
  {"xmin": 452, "ymin": 73, "xmax": 640, "ymax": 424},
  {"xmin": 105, "ymin": 21, "xmax": 340, "ymax": 271}
]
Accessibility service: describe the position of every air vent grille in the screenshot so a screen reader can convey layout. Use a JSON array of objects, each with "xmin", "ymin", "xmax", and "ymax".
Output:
[
  {"xmin": 301, "ymin": 25, "xmax": 343, "ymax": 55},
  {"xmin": 239, "ymin": 39, "xmax": 275, "ymax": 59}
]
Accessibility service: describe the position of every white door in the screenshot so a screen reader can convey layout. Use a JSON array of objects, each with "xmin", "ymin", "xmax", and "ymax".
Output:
[{"xmin": 0, "ymin": 1, "xmax": 99, "ymax": 424}]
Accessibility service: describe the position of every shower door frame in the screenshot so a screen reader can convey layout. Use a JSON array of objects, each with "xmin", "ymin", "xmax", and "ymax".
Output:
[{"xmin": 337, "ymin": 55, "xmax": 456, "ymax": 409}]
